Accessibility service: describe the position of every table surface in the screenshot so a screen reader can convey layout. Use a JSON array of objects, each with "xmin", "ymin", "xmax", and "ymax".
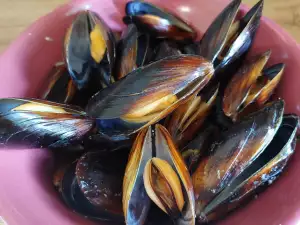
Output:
[{"xmin": 0, "ymin": 0, "xmax": 299, "ymax": 52}]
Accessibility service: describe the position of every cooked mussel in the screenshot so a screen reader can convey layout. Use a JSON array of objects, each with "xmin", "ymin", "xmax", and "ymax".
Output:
[
  {"xmin": 0, "ymin": 98, "xmax": 94, "ymax": 148},
  {"xmin": 86, "ymin": 55, "xmax": 214, "ymax": 141},
  {"xmin": 54, "ymin": 163, "xmax": 107, "ymax": 221},
  {"xmin": 245, "ymin": 63, "xmax": 285, "ymax": 107},
  {"xmin": 194, "ymin": 113, "xmax": 298, "ymax": 223},
  {"xmin": 165, "ymin": 84, "xmax": 219, "ymax": 148},
  {"xmin": 40, "ymin": 62, "xmax": 77, "ymax": 104},
  {"xmin": 192, "ymin": 100, "xmax": 292, "ymax": 223},
  {"xmin": 76, "ymin": 150, "xmax": 129, "ymax": 222},
  {"xmin": 114, "ymin": 24, "xmax": 150, "ymax": 80},
  {"xmin": 64, "ymin": 11, "xmax": 116, "ymax": 89},
  {"xmin": 123, "ymin": 1, "xmax": 196, "ymax": 41},
  {"xmin": 123, "ymin": 124, "xmax": 195, "ymax": 225},
  {"xmin": 197, "ymin": 0, "xmax": 263, "ymax": 75},
  {"xmin": 223, "ymin": 51, "xmax": 284, "ymax": 121},
  {"xmin": 54, "ymin": 152, "xmax": 126, "ymax": 224}
]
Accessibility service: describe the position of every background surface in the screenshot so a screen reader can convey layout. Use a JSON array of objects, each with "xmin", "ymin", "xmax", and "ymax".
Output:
[{"xmin": 0, "ymin": 0, "xmax": 299, "ymax": 52}]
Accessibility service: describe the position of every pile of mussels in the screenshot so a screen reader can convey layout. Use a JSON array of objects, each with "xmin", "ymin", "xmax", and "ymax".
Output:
[{"xmin": 0, "ymin": 0, "xmax": 298, "ymax": 224}]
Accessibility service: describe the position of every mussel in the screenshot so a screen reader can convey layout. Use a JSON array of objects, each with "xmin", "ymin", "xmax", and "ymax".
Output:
[
  {"xmin": 64, "ymin": 11, "xmax": 116, "ymax": 89},
  {"xmin": 123, "ymin": 124, "xmax": 195, "ymax": 225},
  {"xmin": 197, "ymin": 0, "xmax": 263, "ymax": 76},
  {"xmin": 54, "ymin": 150, "xmax": 128, "ymax": 223},
  {"xmin": 86, "ymin": 55, "xmax": 214, "ymax": 141},
  {"xmin": 114, "ymin": 24, "xmax": 150, "ymax": 80},
  {"xmin": 0, "ymin": 98, "xmax": 94, "ymax": 148},
  {"xmin": 40, "ymin": 62, "xmax": 77, "ymax": 104},
  {"xmin": 223, "ymin": 50, "xmax": 284, "ymax": 121},
  {"xmin": 165, "ymin": 84, "xmax": 219, "ymax": 148},
  {"xmin": 1, "ymin": 0, "xmax": 297, "ymax": 224},
  {"xmin": 124, "ymin": 1, "xmax": 196, "ymax": 41},
  {"xmin": 192, "ymin": 100, "xmax": 298, "ymax": 223}
]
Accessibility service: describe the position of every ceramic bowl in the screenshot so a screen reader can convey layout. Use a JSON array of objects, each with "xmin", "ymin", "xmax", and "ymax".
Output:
[{"xmin": 0, "ymin": 0, "xmax": 299, "ymax": 224}]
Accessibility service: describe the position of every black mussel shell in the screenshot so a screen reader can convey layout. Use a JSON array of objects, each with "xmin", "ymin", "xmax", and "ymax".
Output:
[
  {"xmin": 197, "ymin": 0, "xmax": 241, "ymax": 65},
  {"xmin": 86, "ymin": 55, "xmax": 214, "ymax": 141},
  {"xmin": 196, "ymin": 0, "xmax": 263, "ymax": 89},
  {"xmin": 192, "ymin": 100, "xmax": 284, "ymax": 216},
  {"xmin": 75, "ymin": 151, "xmax": 128, "ymax": 222},
  {"xmin": 215, "ymin": 0, "xmax": 264, "ymax": 77},
  {"xmin": 0, "ymin": 98, "xmax": 94, "ymax": 148},
  {"xmin": 200, "ymin": 114, "xmax": 299, "ymax": 222},
  {"xmin": 64, "ymin": 11, "xmax": 116, "ymax": 89},
  {"xmin": 58, "ymin": 163, "xmax": 123, "ymax": 224},
  {"xmin": 124, "ymin": 1, "xmax": 196, "ymax": 41},
  {"xmin": 40, "ymin": 63, "xmax": 77, "ymax": 104},
  {"xmin": 136, "ymin": 33, "xmax": 151, "ymax": 67},
  {"xmin": 115, "ymin": 24, "xmax": 138, "ymax": 80}
]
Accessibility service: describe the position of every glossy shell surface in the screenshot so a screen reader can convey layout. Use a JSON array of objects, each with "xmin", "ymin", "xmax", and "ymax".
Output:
[{"xmin": 0, "ymin": 0, "xmax": 299, "ymax": 225}]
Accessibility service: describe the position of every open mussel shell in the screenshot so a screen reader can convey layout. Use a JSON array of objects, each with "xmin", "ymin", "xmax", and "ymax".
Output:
[
  {"xmin": 222, "ymin": 50, "xmax": 271, "ymax": 121},
  {"xmin": 199, "ymin": 114, "xmax": 299, "ymax": 223},
  {"xmin": 150, "ymin": 124, "xmax": 195, "ymax": 225},
  {"xmin": 75, "ymin": 151, "xmax": 128, "ymax": 222},
  {"xmin": 243, "ymin": 63, "xmax": 284, "ymax": 108},
  {"xmin": 215, "ymin": 0, "xmax": 264, "ymax": 73},
  {"xmin": 165, "ymin": 84, "xmax": 219, "ymax": 148},
  {"xmin": 64, "ymin": 11, "xmax": 116, "ymax": 89},
  {"xmin": 197, "ymin": 0, "xmax": 241, "ymax": 65},
  {"xmin": 124, "ymin": 1, "xmax": 196, "ymax": 41},
  {"xmin": 197, "ymin": 0, "xmax": 263, "ymax": 84},
  {"xmin": 86, "ymin": 55, "xmax": 214, "ymax": 141},
  {"xmin": 123, "ymin": 125, "xmax": 195, "ymax": 225},
  {"xmin": 0, "ymin": 98, "xmax": 94, "ymax": 148},
  {"xmin": 255, "ymin": 63, "xmax": 285, "ymax": 106},
  {"xmin": 40, "ymin": 62, "xmax": 77, "ymax": 104},
  {"xmin": 123, "ymin": 128, "xmax": 152, "ymax": 225},
  {"xmin": 192, "ymin": 100, "xmax": 284, "ymax": 217},
  {"xmin": 153, "ymin": 41, "xmax": 182, "ymax": 61}
]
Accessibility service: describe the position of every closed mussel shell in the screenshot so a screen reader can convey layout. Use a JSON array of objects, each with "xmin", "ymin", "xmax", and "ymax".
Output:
[
  {"xmin": 40, "ymin": 62, "xmax": 77, "ymax": 104},
  {"xmin": 56, "ymin": 163, "xmax": 123, "ymax": 223},
  {"xmin": 64, "ymin": 11, "xmax": 115, "ymax": 89},
  {"xmin": 115, "ymin": 24, "xmax": 139, "ymax": 80},
  {"xmin": 124, "ymin": 1, "xmax": 196, "ymax": 41},
  {"xmin": 0, "ymin": 98, "xmax": 94, "ymax": 148},
  {"xmin": 86, "ymin": 55, "xmax": 214, "ymax": 141},
  {"xmin": 201, "ymin": 114, "xmax": 299, "ymax": 223},
  {"xmin": 192, "ymin": 100, "xmax": 284, "ymax": 218},
  {"xmin": 76, "ymin": 150, "xmax": 129, "ymax": 222}
]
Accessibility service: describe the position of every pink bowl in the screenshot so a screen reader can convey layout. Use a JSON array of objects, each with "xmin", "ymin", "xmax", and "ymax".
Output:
[{"xmin": 0, "ymin": 0, "xmax": 299, "ymax": 224}]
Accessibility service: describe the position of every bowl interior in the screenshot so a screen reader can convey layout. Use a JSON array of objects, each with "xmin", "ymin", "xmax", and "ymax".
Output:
[{"xmin": 0, "ymin": 0, "xmax": 300, "ymax": 224}]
